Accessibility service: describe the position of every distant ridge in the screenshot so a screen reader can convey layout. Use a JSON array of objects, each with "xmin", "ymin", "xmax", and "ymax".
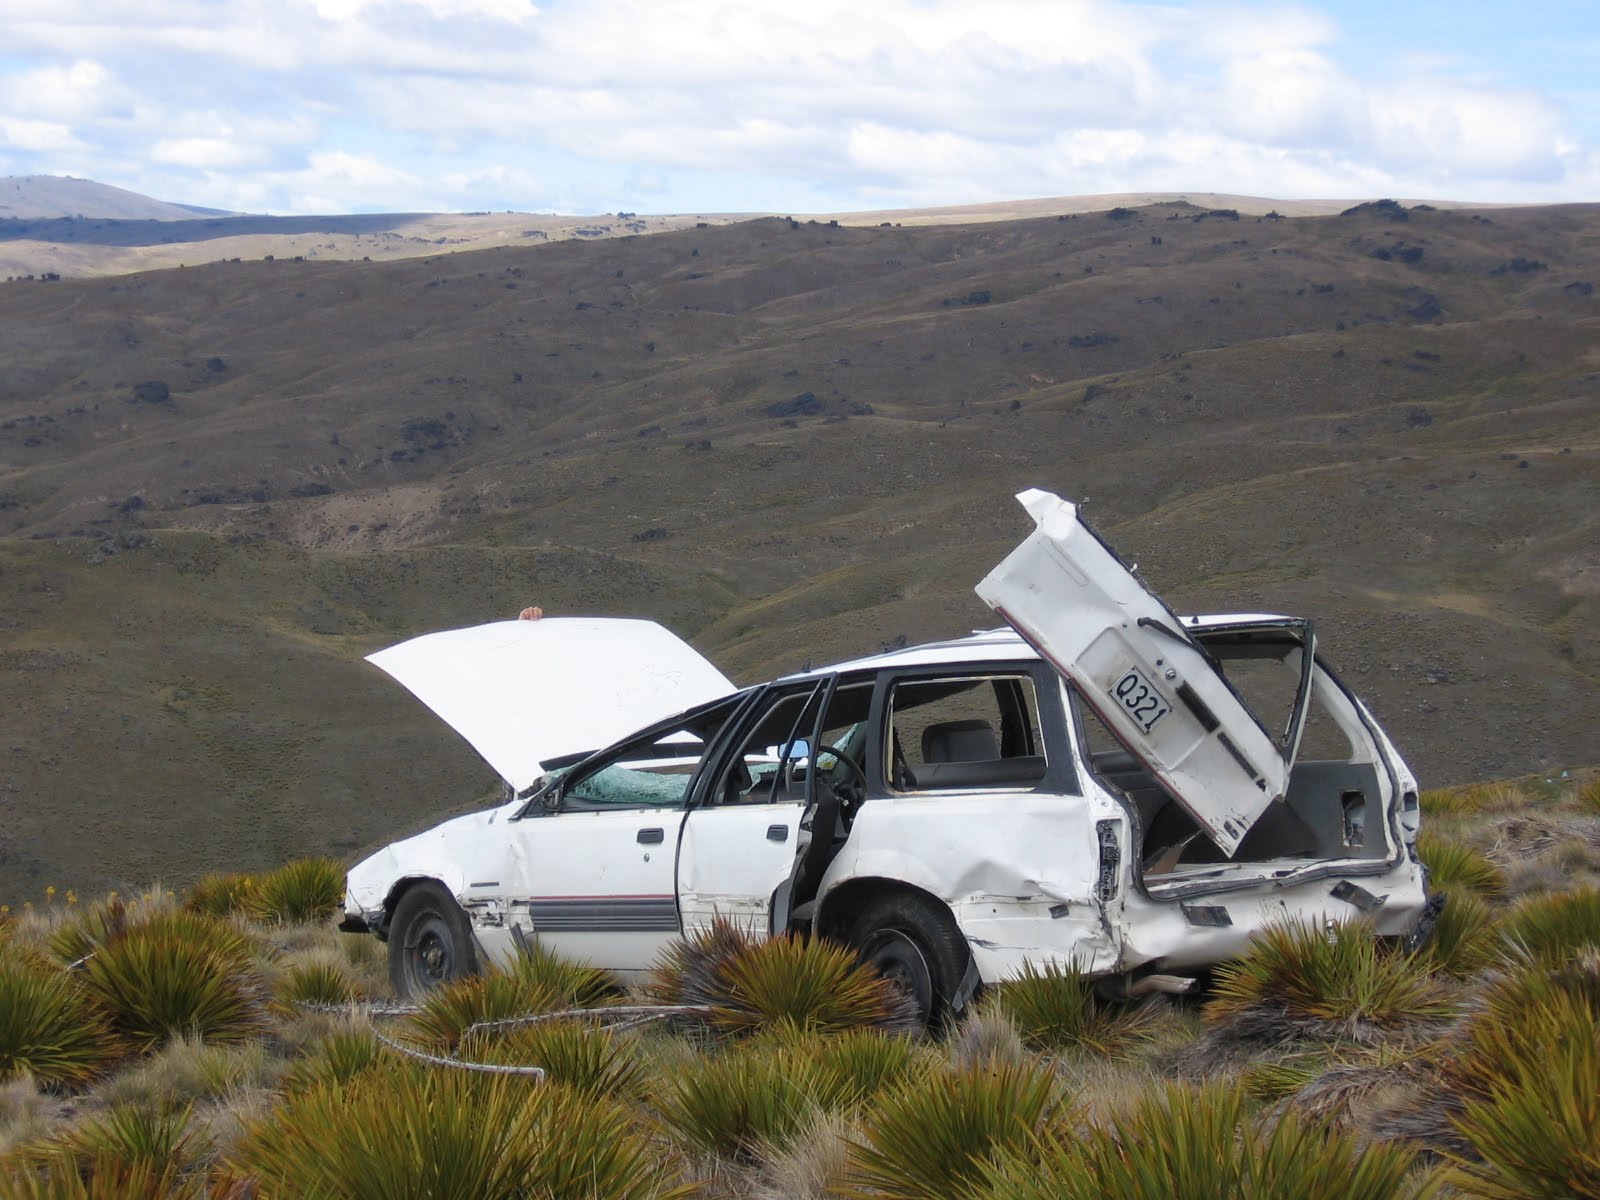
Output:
[{"xmin": 0, "ymin": 174, "xmax": 235, "ymax": 221}]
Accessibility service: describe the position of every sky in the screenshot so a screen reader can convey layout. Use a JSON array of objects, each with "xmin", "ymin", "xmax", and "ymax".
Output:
[{"xmin": 0, "ymin": 0, "xmax": 1596, "ymax": 216}]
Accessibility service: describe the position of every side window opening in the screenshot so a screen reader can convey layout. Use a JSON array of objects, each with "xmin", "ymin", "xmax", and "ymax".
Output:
[
  {"xmin": 886, "ymin": 673, "xmax": 1047, "ymax": 792},
  {"xmin": 556, "ymin": 696, "xmax": 742, "ymax": 811},
  {"xmin": 712, "ymin": 684, "xmax": 825, "ymax": 806}
]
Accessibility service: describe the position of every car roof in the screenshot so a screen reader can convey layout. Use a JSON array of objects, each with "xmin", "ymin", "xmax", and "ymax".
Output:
[{"xmin": 775, "ymin": 613, "xmax": 1295, "ymax": 682}]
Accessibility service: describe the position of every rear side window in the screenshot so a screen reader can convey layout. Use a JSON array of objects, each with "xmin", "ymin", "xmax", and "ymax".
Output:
[{"xmin": 886, "ymin": 673, "xmax": 1047, "ymax": 792}]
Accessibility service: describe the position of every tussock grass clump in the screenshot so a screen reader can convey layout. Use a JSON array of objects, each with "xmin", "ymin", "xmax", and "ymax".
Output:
[
  {"xmin": 464, "ymin": 1019, "xmax": 644, "ymax": 1101},
  {"xmin": 1440, "ymin": 958, "xmax": 1600, "ymax": 1197},
  {"xmin": 649, "ymin": 920, "xmax": 919, "ymax": 1036},
  {"xmin": 1445, "ymin": 952, "xmax": 1600, "ymax": 1101},
  {"xmin": 979, "ymin": 1079, "xmax": 1433, "ymax": 1200},
  {"xmin": 182, "ymin": 872, "xmax": 259, "ymax": 918},
  {"xmin": 51, "ymin": 906, "xmax": 256, "ymax": 975},
  {"xmin": 47, "ymin": 900, "xmax": 131, "ymax": 967},
  {"xmin": 1575, "ymin": 777, "xmax": 1600, "ymax": 816},
  {"xmin": 404, "ymin": 941, "xmax": 615, "ymax": 1050},
  {"xmin": 503, "ymin": 939, "xmax": 617, "ymax": 1010},
  {"xmin": 1498, "ymin": 886, "xmax": 1600, "ymax": 962},
  {"xmin": 656, "ymin": 1045, "xmax": 837, "ymax": 1159},
  {"xmin": 655, "ymin": 1028, "xmax": 928, "ymax": 1159},
  {"xmin": 281, "ymin": 1026, "xmax": 380, "ymax": 1093},
  {"xmin": 247, "ymin": 858, "xmax": 345, "ymax": 924},
  {"xmin": 1416, "ymin": 834, "xmax": 1505, "ymax": 898},
  {"xmin": 981, "ymin": 958, "xmax": 1158, "ymax": 1057},
  {"xmin": 0, "ymin": 959, "xmax": 122, "ymax": 1089},
  {"xmin": 1421, "ymin": 890, "xmax": 1499, "ymax": 979},
  {"xmin": 1, "ymin": 1153, "xmax": 207, "ymax": 1200},
  {"xmin": 273, "ymin": 959, "xmax": 361, "ymax": 1011},
  {"xmin": 79, "ymin": 914, "xmax": 267, "ymax": 1051},
  {"xmin": 843, "ymin": 1058, "xmax": 1062, "ymax": 1200},
  {"xmin": 1206, "ymin": 918, "xmax": 1454, "ymax": 1036},
  {"xmin": 232, "ymin": 1060, "xmax": 692, "ymax": 1200},
  {"xmin": 406, "ymin": 972, "xmax": 564, "ymax": 1050},
  {"xmin": 33, "ymin": 1102, "xmax": 202, "ymax": 1179}
]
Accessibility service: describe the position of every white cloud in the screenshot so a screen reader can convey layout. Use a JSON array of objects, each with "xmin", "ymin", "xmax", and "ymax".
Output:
[
  {"xmin": 0, "ymin": 0, "xmax": 1592, "ymax": 211},
  {"xmin": 0, "ymin": 116, "xmax": 85, "ymax": 151}
]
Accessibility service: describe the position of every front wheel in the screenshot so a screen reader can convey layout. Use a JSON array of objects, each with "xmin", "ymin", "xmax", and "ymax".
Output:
[
  {"xmin": 848, "ymin": 891, "xmax": 970, "ymax": 1028},
  {"xmin": 388, "ymin": 881, "xmax": 479, "ymax": 999}
]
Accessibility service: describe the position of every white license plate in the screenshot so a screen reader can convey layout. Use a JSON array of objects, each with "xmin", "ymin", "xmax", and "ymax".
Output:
[{"xmin": 1109, "ymin": 666, "xmax": 1172, "ymax": 734}]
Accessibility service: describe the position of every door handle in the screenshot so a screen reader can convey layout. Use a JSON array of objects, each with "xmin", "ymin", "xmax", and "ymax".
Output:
[
  {"xmin": 637, "ymin": 827, "xmax": 664, "ymax": 844},
  {"xmin": 766, "ymin": 824, "xmax": 788, "ymax": 843}
]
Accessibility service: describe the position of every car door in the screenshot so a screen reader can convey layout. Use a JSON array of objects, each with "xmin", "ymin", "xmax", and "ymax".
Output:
[
  {"xmin": 495, "ymin": 694, "xmax": 746, "ymax": 976},
  {"xmin": 676, "ymin": 680, "xmax": 830, "ymax": 936},
  {"xmin": 819, "ymin": 662, "xmax": 1124, "ymax": 976},
  {"xmin": 976, "ymin": 488, "xmax": 1308, "ymax": 857}
]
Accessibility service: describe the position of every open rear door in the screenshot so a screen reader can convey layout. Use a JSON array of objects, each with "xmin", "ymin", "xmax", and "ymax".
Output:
[{"xmin": 976, "ymin": 489, "xmax": 1293, "ymax": 857}]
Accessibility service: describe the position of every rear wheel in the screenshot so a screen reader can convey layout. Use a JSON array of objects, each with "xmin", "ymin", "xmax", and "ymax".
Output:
[
  {"xmin": 388, "ymin": 881, "xmax": 479, "ymax": 999},
  {"xmin": 847, "ymin": 891, "xmax": 969, "ymax": 1027}
]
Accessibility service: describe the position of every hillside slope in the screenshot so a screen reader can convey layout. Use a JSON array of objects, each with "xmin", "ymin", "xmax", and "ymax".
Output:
[
  {"xmin": 1, "ymin": 200, "xmax": 1596, "ymax": 901},
  {"xmin": 0, "ymin": 175, "xmax": 232, "ymax": 221}
]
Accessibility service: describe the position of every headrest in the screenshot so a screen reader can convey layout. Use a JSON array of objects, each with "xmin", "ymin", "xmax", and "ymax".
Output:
[{"xmin": 921, "ymin": 719, "xmax": 1000, "ymax": 763}]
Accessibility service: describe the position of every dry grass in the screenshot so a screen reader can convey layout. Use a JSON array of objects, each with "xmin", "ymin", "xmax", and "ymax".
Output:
[
  {"xmin": 1578, "ymin": 777, "xmax": 1600, "ymax": 817},
  {"xmin": 92, "ymin": 1035, "xmax": 278, "ymax": 1111}
]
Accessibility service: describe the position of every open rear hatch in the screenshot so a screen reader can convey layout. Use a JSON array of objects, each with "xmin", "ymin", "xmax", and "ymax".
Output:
[
  {"xmin": 976, "ymin": 489, "xmax": 1312, "ymax": 857},
  {"xmin": 366, "ymin": 618, "xmax": 737, "ymax": 793}
]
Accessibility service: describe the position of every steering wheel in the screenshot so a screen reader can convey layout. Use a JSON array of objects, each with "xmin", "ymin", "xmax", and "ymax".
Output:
[{"xmin": 813, "ymin": 741, "xmax": 868, "ymax": 805}]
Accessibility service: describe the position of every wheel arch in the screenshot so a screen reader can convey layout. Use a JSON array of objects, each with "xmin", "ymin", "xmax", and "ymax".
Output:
[
  {"xmin": 815, "ymin": 875, "xmax": 959, "ymax": 943},
  {"xmin": 377, "ymin": 873, "xmax": 460, "ymax": 940}
]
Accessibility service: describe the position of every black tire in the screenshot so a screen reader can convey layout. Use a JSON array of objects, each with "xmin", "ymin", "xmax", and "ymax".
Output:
[
  {"xmin": 388, "ymin": 881, "xmax": 479, "ymax": 999},
  {"xmin": 847, "ymin": 891, "xmax": 970, "ymax": 1028}
]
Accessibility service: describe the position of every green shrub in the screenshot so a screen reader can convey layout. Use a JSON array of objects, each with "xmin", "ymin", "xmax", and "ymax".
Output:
[
  {"xmin": 1416, "ymin": 834, "xmax": 1505, "ymax": 898},
  {"xmin": 794, "ymin": 1026, "xmax": 932, "ymax": 1102},
  {"xmin": 1207, "ymin": 918, "xmax": 1454, "ymax": 1032},
  {"xmin": 1444, "ymin": 952, "xmax": 1600, "ymax": 1103},
  {"xmin": 248, "ymin": 858, "xmax": 346, "ymax": 924},
  {"xmin": 0, "ymin": 959, "xmax": 122, "ymax": 1088},
  {"xmin": 980, "ymin": 1079, "xmax": 1433, "ymax": 1200},
  {"xmin": 406, "ymin": 971, "xmax": 564, "ymax": 1050},
  {"xmin": 655, "ymin": 1027, "xmax": 927, "ymax": 1160},
  {"xmin": 655, "ymin": 1044, "xmax": 834, "ymax": 1158},
  {"xmin": 0, "ymin": 1153, "xmax": 205, "ymax": 1200},
  {"xmin": 981, "ymin": 958, "xmax": 1157, "ymax": 1056},
  {"xmin": 274, "ymin": 960, "xmax": 361, "ymax": 1011},
  {"xmin": 1498, "ymin": 887, "xmax": 1600, "ymax": 962},
  {"xmin": 47, "ymin": 900, "xmax": 131, "ymax": 967},
  {"xmin": 47, "ymin": 1102, "xmax": 201, "ymax": 1178},
  {"xmin": 183, "ymin": 872, "xmax": 259, "ymax": 918},
  {"xmin": 844, "ymin": 1058, "xmax": 1062, "ymax": 1200},
  {"xmin": 503, "ymin": 939, "xmax": 617, "ymax": 1010},
  {"xmin": 281, "ymin": 1026, "xmax": 380, "ymax": 1093},
  {"xmin": 464, "ymin": 1019, "xmax": 643, "ymax": 1101},
  {"xmin": 649, "ymin": 915, "xmax": 752, "ymax": 1000},
  {"xmin": 231, "ymin": 1059, "xmax": 692, "ymax": 1200},
  {"xmin": 1422, "ymin": 890, "xmax": 1500, "ymax": 979},
  {"xmin": 649, "ymin": 921, "xmax": 918, "ymax": 1036},
  {"xmin": 79, "ymin": 917, "xmax": 266, "ymax": 1050},
  {"xmin": 51, "ymin": 907, "xmax": 256, "ymax": 974},
  {"xmin": 1444, "ymin": 984, "xmax": 1600, "ymax": 1197}
]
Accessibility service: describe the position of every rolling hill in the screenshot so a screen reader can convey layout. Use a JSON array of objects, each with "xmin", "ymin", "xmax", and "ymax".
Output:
[{"xmin": 0, "ymin": 197, "xmax": 1596, "ymax": 902}]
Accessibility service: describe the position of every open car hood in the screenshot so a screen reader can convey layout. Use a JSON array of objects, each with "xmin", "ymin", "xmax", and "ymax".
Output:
[
  {"xmin": 367, "ymin": 618, "xmax": 737, "ymax": 793},
  {"xmin": 976, "ymin": 489, "xmax": 1303, "ymax": 857}
]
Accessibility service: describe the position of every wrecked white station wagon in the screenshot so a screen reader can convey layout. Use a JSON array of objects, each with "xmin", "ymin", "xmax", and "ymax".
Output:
[{"xmin": 343, "ymin": 489, "xmax": 1433, "ymax": 1019}]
